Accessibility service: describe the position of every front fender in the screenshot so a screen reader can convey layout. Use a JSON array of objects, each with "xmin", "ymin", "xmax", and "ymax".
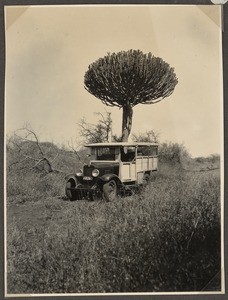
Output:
[{"xmin": 65, "ymin": 174, "xmax": 81, "ymax": 182}]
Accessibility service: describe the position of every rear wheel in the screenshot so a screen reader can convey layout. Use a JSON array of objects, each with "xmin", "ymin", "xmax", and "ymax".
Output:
[
  {"xmin": 139, "ymin": 173, "xmax": 150, "ymax": 192},
  {"xmin": 65, "ymin": 179, "xmax": 79, "ymax": 201},
  {"xmin": 143, "ymin": 173, "xmax": 150, "ymax": 185},
  {"xmin": 103, "ymin": 180, "xmax": 117, "ymax": 202}
]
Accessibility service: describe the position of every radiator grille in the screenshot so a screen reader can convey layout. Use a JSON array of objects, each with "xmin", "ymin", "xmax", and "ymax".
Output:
[{"xmin": 83, "ymin": 165, "xmax": 95, "ymax": 176}]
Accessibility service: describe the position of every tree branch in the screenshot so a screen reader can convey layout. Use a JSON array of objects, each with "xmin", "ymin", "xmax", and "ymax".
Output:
[
  {"xmin": 8, "ymin": 126, "xmax": 62, "ymax": 174},
  {"xmin": 68, "ymin": 139, "xmax": 82, "ymax": 161}
]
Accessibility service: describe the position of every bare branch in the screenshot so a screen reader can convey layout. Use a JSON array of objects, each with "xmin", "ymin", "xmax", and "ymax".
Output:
[
  {"xmin": 77, "ymin": 111, "xmax": 112, "ymax": 144},
  {"xmin": 15, "ymin": 127, "xmax": 44, "ymax": 157},
  {"xmin": 132, "ymin": 129, "xmax": 160, "ymax": 143},
  {"xmin": 30, "ymin": 158, "xmax": 44, "ymax": 170},
  {"xmin": 68, "ymin": 139, "xmax": 82, "ymax": 161},
  {"xmin": 8, "ymin": 126, "xmax": 62, "ymax": 174},
  {"xmin": 51, "ymin": 153, "xmax": 59, "ymax": 163}
]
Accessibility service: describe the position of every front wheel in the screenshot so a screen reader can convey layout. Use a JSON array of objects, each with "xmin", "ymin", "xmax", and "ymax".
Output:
[
  {"xmin": 65, "ymin": 179, "xmax": 79, "ymax": 201},
  {"xmin": 103, "ymin": 180, "xmax": 118, "ymax": 202}
]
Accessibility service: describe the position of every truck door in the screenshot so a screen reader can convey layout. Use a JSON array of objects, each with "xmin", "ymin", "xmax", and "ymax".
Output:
[{"xmin": 120, "ymin": 147, "xmax": 136, "ymax": 182}]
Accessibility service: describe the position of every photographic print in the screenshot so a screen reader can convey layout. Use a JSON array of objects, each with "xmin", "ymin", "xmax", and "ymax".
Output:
[{"xmin": 4, "ymin": 4, "xmax": 224, "ymax": 296}]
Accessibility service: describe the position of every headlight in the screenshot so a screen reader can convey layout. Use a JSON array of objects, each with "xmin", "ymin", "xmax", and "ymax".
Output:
[
  {"xmin": 76, "ymin": 169, "xmax": 83, "ymax": 176},
  {"xmin": 92, "ymin": 169, "xmax": 99, "ymax": 177}
]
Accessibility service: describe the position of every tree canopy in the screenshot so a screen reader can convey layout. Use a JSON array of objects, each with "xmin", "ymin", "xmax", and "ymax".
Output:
[{"xmin": 84, "ymin": 50, "xmax": 178, "ymax": 141}]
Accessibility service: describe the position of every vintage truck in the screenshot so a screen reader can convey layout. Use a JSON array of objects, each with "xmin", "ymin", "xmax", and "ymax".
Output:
[{"xmin": 65, "ymin": 142, "xmax": 158, "ymax": 201}]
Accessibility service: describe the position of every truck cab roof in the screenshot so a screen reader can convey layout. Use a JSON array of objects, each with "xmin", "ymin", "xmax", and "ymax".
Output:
[{"xmin": 85, "ymin": 142, "xmax": 158, "ymax": 147}]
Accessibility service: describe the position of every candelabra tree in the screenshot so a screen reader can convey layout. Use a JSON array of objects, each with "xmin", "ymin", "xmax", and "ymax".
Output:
[{"xmin": 84, "ymin": 50, "xmax": 178, "ymax": 142}]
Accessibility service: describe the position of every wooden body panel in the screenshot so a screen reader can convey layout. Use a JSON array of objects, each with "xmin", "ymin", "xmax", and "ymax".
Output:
[
  {"xmin": 120, "ymin": 156, "xmax": 158, "ymax": 183},
  {"xmin": 120, "ymin": 162, "xmax": 136, "ymax": 182}
]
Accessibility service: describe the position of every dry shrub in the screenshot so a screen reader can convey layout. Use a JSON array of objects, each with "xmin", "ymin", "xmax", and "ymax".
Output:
[
  {"xmin": 7, "ymin": 168, "xmax": 221, "ymax": 293},
  {"xmin": 159, "ymin": 142, "xmax": 190, "ymax": 166},
  {"xmin": 7, "ymin": 172, "xmax": 65, "ymax": 203}
]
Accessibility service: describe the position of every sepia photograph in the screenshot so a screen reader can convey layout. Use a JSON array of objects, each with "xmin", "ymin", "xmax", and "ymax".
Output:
[{"xmin": 4, "ymin": 4, "xmax": 224, "ymax": 296}]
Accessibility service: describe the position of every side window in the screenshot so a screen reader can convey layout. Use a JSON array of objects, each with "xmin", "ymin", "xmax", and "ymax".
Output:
[
  {"xmin": 137, "ymin": 146, "xmax": 142, "ymax": 156},
  {"xmin": 137, "ymin": 146, "xmax": 158, "ymax": 156},
  {"xmin": 121, "ymin": 147, "xmax": 136, "ymax": 162},
  {"xmin": 149, "ymin": 146, "xmax": 158, "ymax": 156},
  {"xmin": 137, "ymin": 146, "xmax": 149, "ymax": 156}
]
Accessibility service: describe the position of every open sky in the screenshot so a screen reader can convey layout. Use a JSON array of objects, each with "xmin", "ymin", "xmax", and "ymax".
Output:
[{"xmin": 5, "ymin": 5, "xmax": 223, "ymax": 157}]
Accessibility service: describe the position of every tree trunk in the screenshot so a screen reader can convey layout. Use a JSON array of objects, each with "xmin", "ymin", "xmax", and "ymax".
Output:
[{"xmin": 121, "ymin": 105, "xmax": 133, "ymax": 142}]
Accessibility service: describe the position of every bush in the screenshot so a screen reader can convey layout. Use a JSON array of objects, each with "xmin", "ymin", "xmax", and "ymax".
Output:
[
  {"xmin": 6, "ymin": 136, "xmax": 221, "ymax": 293},
  {"xmin": 159, "ymin": 142, "xmax": 191, "ymax": 166},
  {"xmin": 194, "ymin": 154, "xmax": 220, "ymax": 168},
  {"xmin": 6, "ymin": 137, "xmax": 85, "ymax": 203},
  {"xmin": 7, "ymin": 168, "xmax": 221, "ymax": 293},
  {"xmin": 7, "ymin": 172, "xmax": 65, "ymax": 203}
]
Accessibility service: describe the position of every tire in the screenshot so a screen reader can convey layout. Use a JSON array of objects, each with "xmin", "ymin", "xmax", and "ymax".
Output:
[
  {"xmin": 89, "ymin": 191, "xmax": 101, "ymax": 201},
  {"xmin": 65, "ymin": 179, "xmax": 79, "ymax": 201},
  {"xmin": 142, "ymin": 174, "xmax": 150, "ymax": 186},
  {"xmin": 103, "ymin": 180, "xmax": 118, "ymax": 202}
]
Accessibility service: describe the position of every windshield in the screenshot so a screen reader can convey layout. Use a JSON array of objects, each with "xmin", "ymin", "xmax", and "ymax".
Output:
[{"xmin": 91, "ymin": 147, "xmax": 118, "ymax": 161}]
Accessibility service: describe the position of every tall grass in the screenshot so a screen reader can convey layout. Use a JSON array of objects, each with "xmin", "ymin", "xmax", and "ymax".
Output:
[
  {"xmin": 7, "ymin": 172, "xmax": 65, "ymax": 204},
  {"xmin": 7, "ymin": 168, "xmax": 220, "ymax": 293}
]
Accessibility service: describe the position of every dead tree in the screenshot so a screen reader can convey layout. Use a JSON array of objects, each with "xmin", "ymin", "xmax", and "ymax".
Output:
[
  {"xmin": 77, "ymin": 110, "xmax": 113, "ymax": 144},
  {"xmin": 7, "ymin": 127, "xmax": 61, "ymax": 174}
]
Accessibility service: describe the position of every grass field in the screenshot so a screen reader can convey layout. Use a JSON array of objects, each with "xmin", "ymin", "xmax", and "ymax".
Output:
[{"xmin": 6, "ymin": 163, "xmax": 221, "ymax": 293}]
